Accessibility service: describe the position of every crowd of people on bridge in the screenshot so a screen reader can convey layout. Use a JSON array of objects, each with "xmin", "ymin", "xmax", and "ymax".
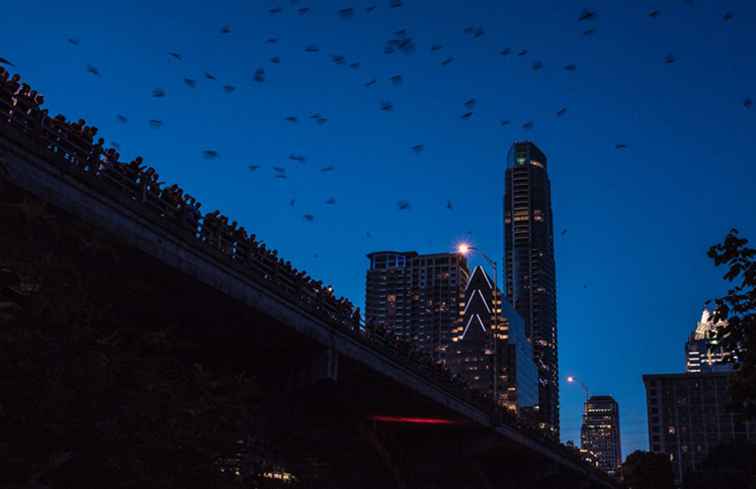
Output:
[
  {"xmin": 0, "ymin": 68, "xmax": 609, "ymax": 479},
  {"xmin": 1, "ymin": 66, "xmax": 363, "ymax": 330}
]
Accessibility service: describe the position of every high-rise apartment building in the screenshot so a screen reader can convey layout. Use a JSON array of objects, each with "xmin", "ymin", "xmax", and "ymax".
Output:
[
  {"xmin": 643, "ymin": 372, "xmax": 756, "ymax": 486},
  {"xmin": 365, "ymin": 251, "xmax": 469, "ymax": 364},
  {"xmin": 447, "ymin": 265, "xmax": 538, "ymax": 411},
  {"xmin": 580, "ymin": 395, "xmax": 622, "ymax": 476},
  {"xmin": 504, "ymin": 141, "xmax": 559, "ymax": 435},
  {"xmin": 685, "ymin": 308, "xmax": 734, "ymax": 373}
]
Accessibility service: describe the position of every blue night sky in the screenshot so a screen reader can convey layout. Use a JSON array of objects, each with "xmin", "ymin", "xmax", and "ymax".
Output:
[{"xmin": 3, "ymin": 0, "xmax": 755, "ymax": 459}]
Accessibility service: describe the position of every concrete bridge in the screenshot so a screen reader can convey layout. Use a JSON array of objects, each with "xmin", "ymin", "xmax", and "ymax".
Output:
[{"xmin": 0, "ymin": 85, "xmax": 620, "ymax": 488}]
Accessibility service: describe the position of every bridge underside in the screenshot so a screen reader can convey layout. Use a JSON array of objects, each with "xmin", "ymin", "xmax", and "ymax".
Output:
[{"xmin": 1, "ymin": 168, "xmax": 605, "ymax": 488}]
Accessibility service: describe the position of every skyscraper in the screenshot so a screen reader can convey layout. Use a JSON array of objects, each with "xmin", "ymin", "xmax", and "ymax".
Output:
[
  {"xmin": 685, "ymin": 308, "xmax": 734, "ymax": 373},
  {"xmin": 504, "ymin": 141, "xmax": 559, "ymax": 435},
  {"xmin": 447, "ymin": 265, "xmax": 538, "ymax": 411},
  {"xmin": 365, "ymin": 251, "xmax": 469, "ymax": 364},
  {"xmin": 580, "ymin": 395, "xmax": 622, "ymax": 476}
]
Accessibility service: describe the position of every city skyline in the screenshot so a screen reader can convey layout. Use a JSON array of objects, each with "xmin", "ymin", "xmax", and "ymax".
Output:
[{"xmin": 3, "ymin": 0, "xmax": 756, "ymax": 462}]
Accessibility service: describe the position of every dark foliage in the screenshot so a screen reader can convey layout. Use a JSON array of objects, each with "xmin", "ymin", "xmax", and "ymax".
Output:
[
  {"xmin": 621, "ymin": 450, "xmax": 674, "ymax": 489},
  {"xmin": 683, "ymin": 442, "xmax": 756, "ymax": 489},
  {"xmin": 707, "ymin": 229, "xmax": 756, "ymax": 419},
  {"xmin": 0, "ymin": 194, "xmax": 262, "ymax": 489}
]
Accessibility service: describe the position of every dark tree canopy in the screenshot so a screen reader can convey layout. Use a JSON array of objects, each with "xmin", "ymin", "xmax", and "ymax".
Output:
[
  {"xmin": 621, "ymin": 450, "xmax": 674, "ymax": 489},
  {"xmin": 0, "ymin": 187, "xmax": 264, "ymax": 489},
  {"xmin": 683, "ymin": 442, "xmax": 756, "ymax": 489},
  {"xmin": 707, "ymin": 228, "xmax": 756, "ymax": 418}
]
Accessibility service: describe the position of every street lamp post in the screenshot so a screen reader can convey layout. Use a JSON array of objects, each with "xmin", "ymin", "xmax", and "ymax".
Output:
[
  {"xmin": 457, "ymin": 243, "xmax": 501, "ymax": 408},
  {"xmin": 566, "ymin": 375, "xmax": 590, "ymax": 400},
  {"xmin": 567, "ymin": 375, "xmax": 591, "ymax": 458}
]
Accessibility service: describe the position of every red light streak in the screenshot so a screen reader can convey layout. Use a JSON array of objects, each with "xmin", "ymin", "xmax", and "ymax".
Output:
[{"xmin": 369, "ymin": 415, "xmax": 463, "ymax": 425}]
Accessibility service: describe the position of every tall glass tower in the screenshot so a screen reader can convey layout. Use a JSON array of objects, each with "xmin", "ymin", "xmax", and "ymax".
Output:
[{"xmin": 504, "ymin": 141, "xmax": 559, "ymax": 437}]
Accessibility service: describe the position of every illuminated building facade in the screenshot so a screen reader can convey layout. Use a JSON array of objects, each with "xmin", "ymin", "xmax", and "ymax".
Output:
[
  {"xmin": 500, "ymin": 298, "xmax": 539, "ymax": 410},
  {"xmin": 447, "ymin": 265, "xmax": 538, "ymax": 410},
  {"xmin": 643, "ymin": 372, "xmax": 756, "ymax": 486},
  {"xmin": 365, "ymin": 251, "xmax": 469, "ymax": 364},
  {"xmin": 685, "ymin": 308, "xmax": 734, "ymax": 373},
  {"xmin": 504, "ymin": 141, "xmax": 559, "ymax": 435},
  {"xmin": 581, "ymin": 395, "xmax": 622, "ymax": 476},
  {"xmin": 565, "ymin": 440, "xmax": 600, "ymax": 468}
]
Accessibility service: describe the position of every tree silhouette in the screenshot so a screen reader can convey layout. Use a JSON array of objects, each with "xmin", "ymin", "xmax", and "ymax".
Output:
[
  {"xmin": 683, "ymin": 442, "xmax": 756, "ymax": 489},
  {"xmin": 621, "ymin": 450, "xmax": 674, "ymax": 489},
  {"xmin": 0, "ymin": 186, "xmax": 263, "ymax": 489},
  {"xmin": 707, "ymin": 229, "xmax": 756, "ymax": 419}
]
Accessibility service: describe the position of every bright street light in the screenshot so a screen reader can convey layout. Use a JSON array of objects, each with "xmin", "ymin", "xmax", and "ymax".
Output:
[{"xmin": 457, "ymin": 242, "xmax": 471, "ymax": 255}]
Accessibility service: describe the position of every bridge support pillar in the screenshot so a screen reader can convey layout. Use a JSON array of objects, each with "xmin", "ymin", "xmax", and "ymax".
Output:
[
  {"xmin": 284, "ymin": 342, "xmax": 339, "ymax": 391},
  {"xmin": 255, "ymin": 339, "xmax": 344, "ymax": 437}
]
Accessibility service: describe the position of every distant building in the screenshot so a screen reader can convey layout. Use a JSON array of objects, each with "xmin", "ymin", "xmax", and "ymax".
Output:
[
  {"xmin": 685, "ymin": 308, "xmax": 734, "ymax": 373},
  {"xmin": 565, "ymin": 440, "xmax": 600, "ymax": 469},
  {"xmin": 581, "ymin": 395, "xmax": 622, "ymax": 476},
  {"xmin": 643, "ymin": 372, "xmax": 756, "ymax": 486},
  {"xmin": 365, "ymin": 251, "xmax": 469, "ymax": 364},
  {"xmin": 447, "ymin": 265, "xmax": 538, "ymax": 411},
  {"xmin": 504, "ymin": 141, "xmax": 559, "ymax": 436}
]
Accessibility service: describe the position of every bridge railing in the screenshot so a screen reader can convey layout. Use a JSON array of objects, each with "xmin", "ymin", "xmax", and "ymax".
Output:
[{"xmin": 0, "ymin": 68, "xmax": 614, "ymax": 484}]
